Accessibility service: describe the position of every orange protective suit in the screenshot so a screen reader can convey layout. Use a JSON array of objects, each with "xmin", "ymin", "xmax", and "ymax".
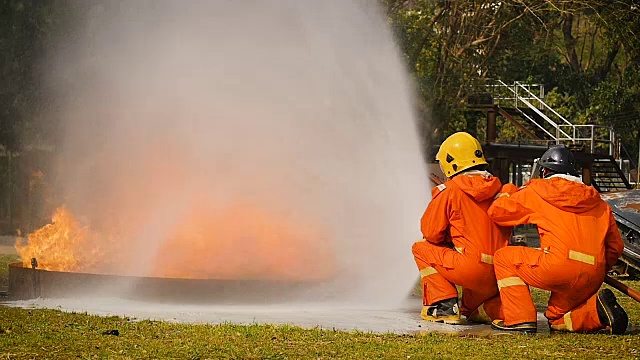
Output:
[
  {"xmin": 412, "ymin": 171, "xmax": 514, "ymax": 321},
  {"xmin": 488, "ymin": 175, "xmax": 624, "ymax": 331}
]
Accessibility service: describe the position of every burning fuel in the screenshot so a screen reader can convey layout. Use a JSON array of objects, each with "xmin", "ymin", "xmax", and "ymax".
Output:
[
  {"xmin": 16, "ymin": 207, "xmax": 100, "ymax": 272},
  {"xmin": 16, "ymin": 204, "xmax": 334, "ymax": 281}
]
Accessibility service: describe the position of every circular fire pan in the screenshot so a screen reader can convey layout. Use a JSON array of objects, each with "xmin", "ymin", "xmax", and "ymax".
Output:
[{"xmin": 7, "ymin": 263, "xmax": 321, "ymax": 305}]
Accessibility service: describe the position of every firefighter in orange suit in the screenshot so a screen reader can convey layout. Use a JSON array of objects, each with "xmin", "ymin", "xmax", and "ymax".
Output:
[
  {"xmin": 412, "ymin": 132, "xmax": 515, "ymax": 324},
  {"xmin": 488, "ymin": 145, "xmax": 628, "ymax": 334}
]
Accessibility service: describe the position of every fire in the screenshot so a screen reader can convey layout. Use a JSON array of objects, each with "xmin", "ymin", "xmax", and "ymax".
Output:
[
  {"xmin": 15, "ymin": 204, "xmax": 335, "ymax": 281},
  {"xmin": 15, "ymin": 207, "xmax": 100, "ymax": 272},
  {"xmin": 153, "ymin": 203, "xmax": 334, "ymax": 281}
]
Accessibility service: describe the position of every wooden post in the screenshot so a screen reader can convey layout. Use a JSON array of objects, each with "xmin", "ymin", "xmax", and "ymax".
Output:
[
  {"xmin": 510, "ymin": 162, "xmax": 515, "ymax": 184},
  {"xmin": 498, "ymin": 158, "xmax": 509, "ymax": 184},
  {"xmin": 582, "ymin": 163, "xmax": 592, "ymax": 186},
  {"xmin": 487, "ymin": 105, "xmax": 497, "ymax": 143}
]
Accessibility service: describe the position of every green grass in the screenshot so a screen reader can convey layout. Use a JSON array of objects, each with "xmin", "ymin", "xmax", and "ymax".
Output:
[
  {"xmin": 1, "ymin": 258, "xmax": 639, "ymax": 359},
  {"xmin": 1, "ymin": 307, "xmax": 639, "ymax": 360},
  {"xmin": 0, "ymin": 254, "xmax": 19, "ymax": 288}
]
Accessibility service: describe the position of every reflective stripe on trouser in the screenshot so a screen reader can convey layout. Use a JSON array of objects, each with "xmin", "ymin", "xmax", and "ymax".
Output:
[
  {"xmin": 412, "ymin": 240, "xmax": 502, "ymax": 319},
  {"xmin": 493, "ymin": 246, "xmax": 605, "ymax": 331},
  {"xmin": 548, "ymin": 293, "xmax": 602, "ymax": 332},
  {"xmin": 467, "ymin": 295, "xmax": 503, "ymax": 323}
]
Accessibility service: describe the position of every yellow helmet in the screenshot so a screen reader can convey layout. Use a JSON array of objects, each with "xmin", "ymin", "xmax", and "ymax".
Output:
[{"xmin": 436, "ymin": 132, "xmax": 487, "ymax": 177}]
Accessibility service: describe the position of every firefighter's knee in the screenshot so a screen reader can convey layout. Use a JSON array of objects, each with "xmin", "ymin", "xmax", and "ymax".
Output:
[
  {"xmin": 493, "ymin": 247, "xmax": 510, "ymax": 266},
  {"xmin": 412, "ymin": 239, "xmax": 428, "ymax": 257}
]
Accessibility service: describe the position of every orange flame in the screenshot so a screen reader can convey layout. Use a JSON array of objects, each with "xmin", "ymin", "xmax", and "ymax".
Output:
[
  {"xmin": 153, "ymin": 203, "xmax": 334, "ymax": 281},
  {"xmin": 15, "ymin": 204, "xmax": 335, "ymax": 281},
  {"xmin": 15, "ymin": 207, "xmax": 101, "ymax": 272}
]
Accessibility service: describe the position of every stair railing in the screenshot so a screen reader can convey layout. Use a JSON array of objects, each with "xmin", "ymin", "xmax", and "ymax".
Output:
[
  {"xmin": 567, "ymin": 124, "xmax": 616, "ymax": 155},
  {"xmin": 489, "ymin": 80, "xmax": 570, "ymax": 143},
  {"xmin": 513, "ymin": 81, "xmax": 575, "ymax": 143},
  {"xmin": 486, "ymin": 80, "xmax": 619, "ymax": 156}
]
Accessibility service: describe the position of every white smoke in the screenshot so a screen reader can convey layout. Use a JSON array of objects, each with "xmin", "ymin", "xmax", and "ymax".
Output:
[{"xmin": 47, "ymin": 0, "xmax": 429, "ymax": 307}]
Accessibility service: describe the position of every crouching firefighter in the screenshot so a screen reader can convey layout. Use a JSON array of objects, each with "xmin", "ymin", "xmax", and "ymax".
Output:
[
  {"xmin": 412, "ymin": 132, "xmax": 515, "ymax": 324},
  {"xmin": 488, "ymin": 145, "xmax": 628, "ymax": 334}
]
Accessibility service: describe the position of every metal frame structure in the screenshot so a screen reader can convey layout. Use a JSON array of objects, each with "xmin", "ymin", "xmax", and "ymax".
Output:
[{"xmin": 486, "ymin": 80, "xmax": 617, "ymax": 156}]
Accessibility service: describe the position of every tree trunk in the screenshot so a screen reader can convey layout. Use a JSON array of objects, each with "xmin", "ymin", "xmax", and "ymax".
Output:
[
  {"xmin": 562, "ymin": 12, "xmax": 582, "ymax": 73},
  {"xmin": 597, "ymin": 43, "xmax": 621, "ymax": 82}
]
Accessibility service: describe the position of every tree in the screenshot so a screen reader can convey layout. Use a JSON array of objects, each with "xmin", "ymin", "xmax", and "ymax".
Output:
[
  {"xmin": 386, "ymin": 0, "xmax": 640, "ymax": 163},
  {"xmin": 0, "ymin": 0, "xmax": 68, "ymax": 152}
]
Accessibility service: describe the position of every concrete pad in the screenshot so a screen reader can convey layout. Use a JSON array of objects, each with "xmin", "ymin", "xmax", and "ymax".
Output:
[{"xmin": 1, "ymin": 296, "xmax": 550, "ymax": 336}]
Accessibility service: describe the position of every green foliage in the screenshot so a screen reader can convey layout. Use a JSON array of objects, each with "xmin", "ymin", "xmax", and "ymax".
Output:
[
  {"xmin": 0, "ymin": 254, "xmax": 19, "ymax": 287},
  {"xmin": 543, "ymin": 88, "xmax": 584, "ymax": 125},
  {"xmin": 1, "ymin": 0, "xmax": 638, "ymax": 160},
  {"xmin": 0, "ymin": 0, "xmax": 69, "ymax": 151},
  {"xmin": 387, "ymin": 0, "xmax": 640, "ymax": 163}
]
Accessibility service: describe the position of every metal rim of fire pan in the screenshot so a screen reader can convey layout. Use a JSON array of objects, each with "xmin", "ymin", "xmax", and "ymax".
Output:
[{"xmin": 7, "ymin": 262, "xmax": 322, "ymax": 304}]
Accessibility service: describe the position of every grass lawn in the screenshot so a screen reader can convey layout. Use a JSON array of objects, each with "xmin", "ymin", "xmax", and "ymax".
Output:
[
  {"xmin": 1, "ymin": 256, "xmax": 639, "ymax": 359},
  {"xmin": 0, "ymin": 254, "xmax": 19, "ymax": 289}
]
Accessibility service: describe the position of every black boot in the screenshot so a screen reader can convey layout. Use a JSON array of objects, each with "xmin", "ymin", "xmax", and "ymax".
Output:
[
  {"xmin": 596, "ymin": 288, "xmax": 628, "ymax": 335},
  {"xmin": 420, "ymin": 297, "xmax": 462, "ymax": 324},
  {"xmin": 491, "ymin": 319, "xmax": 537, "ymax": 334}
]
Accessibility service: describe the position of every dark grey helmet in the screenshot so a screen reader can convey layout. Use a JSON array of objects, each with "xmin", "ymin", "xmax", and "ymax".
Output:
[{"xmin": 538, "ymin": 145, "xmax": 578, "ymax": 177}]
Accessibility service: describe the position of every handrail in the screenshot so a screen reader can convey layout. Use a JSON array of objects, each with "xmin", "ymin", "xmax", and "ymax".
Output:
[
  {"xmin": 514, "ymin": 82, "xmax": 574, "ymax": 127},
  {"xmin": 514, "ymin": 106, "xmax": 556, "ymax": 139},
  {"xmin": 493, "ymin": 79, "xmax": 573, "ymax": 143},
  {"xmin": 483, "ymin": 80, "xmax": 619, "ymax": 157},
  {"xmin": 516, "ymin": 97, "xmax": 574, "ymax": 141},
  {"xmin": 620, "ymin": 142, "xmax": 637, "ymax": 169}
]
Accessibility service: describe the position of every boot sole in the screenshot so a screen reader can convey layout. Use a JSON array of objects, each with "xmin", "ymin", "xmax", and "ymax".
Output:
[
  {"xmin": 492, "ymin": 329, "xmax": 537, "ymax": 334},
  {"xmin": 491, "ymin": 321, "xmax": 537, "ymax": 334},
  {"xmin": 597, "ymin": 288, "xmax": 628, "ymax": 335},
  {"xmin": 421, "ymin": 315, "xmax": 463, "ymax": 325}
]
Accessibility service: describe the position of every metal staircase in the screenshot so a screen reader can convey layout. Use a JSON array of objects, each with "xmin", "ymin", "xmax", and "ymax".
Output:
[
  {"xmin": 479, "ymin": 80, "xmax": 632, "ymax": 192},
  {"xmin": 487, "ymin": 80, "xmax": 619, "ymax": 154},
  {"xmin": 591, "ymin": 156, "xmax": 633, "ymax": 192},
  {"xmin": 496, "ymin": 106, "xmax": 541, "ymax": 140}
]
